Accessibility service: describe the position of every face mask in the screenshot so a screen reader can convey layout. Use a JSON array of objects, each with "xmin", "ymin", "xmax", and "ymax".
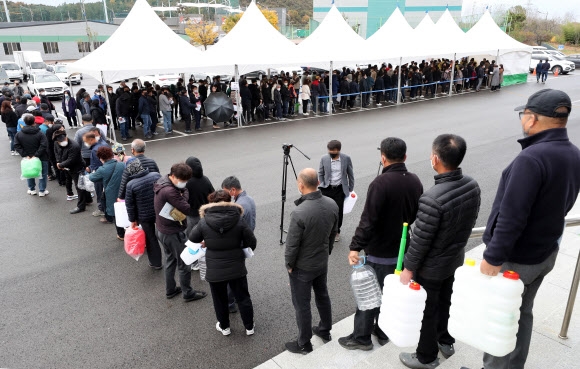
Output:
[
  {"xmin": 59, "ymin": 141, "xmax": 68, "ymax": 147},
  {"xmin": 108, "ymin": 90, "xmax": 112, "ymax": 94},
  {"xmin": 96, "ymin": 92, "xmax": 101, "ymax": 96},
  {"xmin": 84, "ymin": 142, "xmax": 91, "ymax": 148},
  {"xmin": 95, "ymin": 136, "xmax": 101, "ymax": 141},
  {"xmin": 175, "ymin": 181, "xmax": 187, "ymax": 189},
  {"xmin": 40, "ymin": 92, "xmax": 45, "ymax": 96},
  {"xmin": 48, "ymin": 124, "xmax": 53, "ymax": 128},
  {"xmin": 329, "ymin": 153, "xmax": 339, "ymax": 159},
  {"xmin": 284, "ymin": 83, "xmax": 288, "ymax": 86}
]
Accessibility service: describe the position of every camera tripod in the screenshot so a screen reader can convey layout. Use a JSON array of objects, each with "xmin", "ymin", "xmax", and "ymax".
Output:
[{"xmin": 280, "ymin": 143, "xmax": 310, "ymax": 245}]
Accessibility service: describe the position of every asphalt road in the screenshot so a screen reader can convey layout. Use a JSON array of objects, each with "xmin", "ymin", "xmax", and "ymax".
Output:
[{"xmin": 1, "ymin": 73, "xmax": 580, "ymax": 369}]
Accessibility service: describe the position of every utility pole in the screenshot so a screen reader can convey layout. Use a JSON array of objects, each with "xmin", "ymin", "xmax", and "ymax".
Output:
[
  {"xmin": 80, "ymin": 0, "xmax": 94, "ymax": 52},
  {"xmin": 103, "ymin": 0, "xmax": 109, "ymax": 23},
  {"xmin": 2, "ymin": 0, "xmax": 10, "ymax": 22}
]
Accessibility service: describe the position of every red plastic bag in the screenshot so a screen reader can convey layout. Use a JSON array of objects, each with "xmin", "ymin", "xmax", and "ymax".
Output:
[{"xmin": 124, "ymin": 227, "xmax": 146, "ymax": 261}]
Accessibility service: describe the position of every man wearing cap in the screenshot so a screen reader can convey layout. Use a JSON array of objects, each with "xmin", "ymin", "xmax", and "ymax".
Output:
[
  {"xmin": 53, "ymin": 132, "xmax": 89, "ymax": 214},
  {"xmin": 478, "ymin": 89, "xmax": 580, "ymax": 369}
]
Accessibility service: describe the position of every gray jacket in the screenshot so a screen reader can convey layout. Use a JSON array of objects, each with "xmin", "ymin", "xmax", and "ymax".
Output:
[
  {"xmin": 235, "ymin": 191, "xmax": 256, "ymax": 231},
  {"xmin": 318, "ymin": 152, "xmax": 355, "ymax": 198},
  {"xmin": 159, "ymin": 94, "xmax": 172, "ymax": 112},
  {"xmin": 285, "ymin": 191, "xmax": 339, "ymax": 271},
  {"xmin": 75, "ymin": 124, "xmax": 94, "ymax": 159}
]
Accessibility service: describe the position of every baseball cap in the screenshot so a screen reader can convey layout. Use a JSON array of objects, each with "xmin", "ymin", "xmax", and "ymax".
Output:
[
  {"xmin": 54, "ymin": 133, "xmax": 67, "ymax": 142},
  {"xmin": 26, "ymin": 105, "xmax": 36, "ymax": 112},
  {"xmin": 514, "ymin": 89, "xmax": 571, "ymax": 118},
  {"xmin": 112, "ymin": 143, "xmax": 124, "ymax": 154}
]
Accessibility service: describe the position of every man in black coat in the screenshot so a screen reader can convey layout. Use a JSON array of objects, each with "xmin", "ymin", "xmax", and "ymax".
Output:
[
  {"xmin": 285, "ymin": 168, "xmax": 339, "ymax": 355},
  {"xmin": 248, "ymin": 79, "xmax": 260, "ymax": 122},
  {"xmin": 115, "ymin": 85, "xmax": 133, "ymax": 141},
  {"xmin": 339, "ymin": 137, "xmax": 423, "ymax": 351},
  {"xmin": 53, "ymin": 133, "xmax": 90, "ymax": 214},
  {"xmin": 178, "ymin": 89, "xmax": 195, "ymax": 133},
  {"xmin": 399, "ymin": 134, "xmax": 481, "ymax": 369},
  {"xmin": 478, "ymin": 90, "xmax": 580, "ymax": 369},
  {"xmin": 14, "ymin": 114, "xmax": 49, "ymax": 196},
  {"xmin": 185, "ymin": 156, "xmax": 215, "ymax": 235},
  {"xmin": 239, "ymin": 80, "xmax": 252, "ymax": 125}
]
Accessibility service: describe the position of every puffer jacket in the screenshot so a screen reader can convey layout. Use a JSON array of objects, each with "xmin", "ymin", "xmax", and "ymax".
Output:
[
  {"xmin": 189, "ymin": 202, "xmax": 257, "ymax": 283},
  {"xmin": 118, "ymin": 155, "xmax": 160, "ymax": 199},
  {"xmin": 404, "ymin": 169, "xmax": 481, "ymax": 280},
  {"xmin": 14, "ymin": 125, "xmax": 48, "ymax": 161},
  {"xmin": 125, "ymin": 169, "xmax": 162, "ymax": 223},
  {"xmin": 54, "ymin": 138, "xmax": 84, "ymax": 174}
]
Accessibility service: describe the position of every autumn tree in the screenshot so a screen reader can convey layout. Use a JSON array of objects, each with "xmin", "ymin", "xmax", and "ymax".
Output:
[
  {"xmin": 222, "ymin": 6, "xmax": 279, "ymax": 33},
  {"xmin": 185, "ymin": 20, "xmax": 219, "ymax": 50}
]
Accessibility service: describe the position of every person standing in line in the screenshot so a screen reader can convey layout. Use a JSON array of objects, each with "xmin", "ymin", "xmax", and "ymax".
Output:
[
  {"xmin": 189, "ymin": 190, "xmax": 257, "ymax": 337},
  {"xmin": 1, "ymin": 100, "xmax": 18, "ymax": 155},
  {"xmin": 399, "ymin": 134, "xmax": 481, "ymax": 369},
  {"xmin": 124, "ymin": 160, "xmax": 163, "ymax": 269},
  {"xmin": 179, "ymin": 89, "xmax": 195, "ymax": 133},
  {"xmin": 116, "ymin": 84, "xmax": 133, "ymax": 141},
  {"xmin": 13, "ymin": 113, "xmax": 49, "ymax": 196},
  {"xmin": 190, "ymin": 86, "xmax": 203, "ymax": 132},
  {"xmin": 285, "ymin": 168, "xmax": 339, "ymax": 355},
  {"xmin": 83, "ymin": 129, "xmax": 108, "ymax": 217},
  {"xmin": 154, "ymin": 163, "xmax": 207, "ymax": 302},
  {"xmin": 240, "ymin": 80, "xmax": 252, "ymax": 125},
  {"xmin": 106, "ymin": 86, "xmax": 118, "ymax": 130},
  {"xmin": 274, "ymin": 84, "xmax": 284, "ymax": 121},
  {"xmin": 318, "ymin": 140, "xmax": 354, "ymax": 242},
  {"xmin": 222, "ymin": 176, "xmax": 256, "ymax": 313},
  {"xmin": 53, "ymin": 132, "xmax": 90, "ymax": 214},
  {"xmin": 117, "ymin": 139, "xmax": 160, "ymax": 200},
  {"xmin": 339, "ymin": 138, "xmax": 423, "ymax": 351},
  {"xmin": 466, "ymin": 90, "xmax": 580, "ymax": 369},
  {"xmin": 185, "ymin": 156, "xmax": 215, "ymax": 236},
  {"xmin": 62, "ymin": 90, "xmax": 78, "ymax": 129},
  {"xmin": 138, "ymin": 89, "xmax": 153, "ymax": 139},
  {"xmin": 74, "ymin": 114, "xmax": 95, "ymax": 168},
  {"xmin": 159, "ymin": 87, "xmax": 173, "ymax": 134}
]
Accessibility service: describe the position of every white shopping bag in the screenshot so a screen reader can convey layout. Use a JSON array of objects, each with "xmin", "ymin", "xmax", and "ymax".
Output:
[
  {"xmin": 343, "ymin": 192, "xmax": 358, "ymax": 214},
  {"xmin": 180, "ymin": 241, "xmax": 206, "ymax": 265},
  {"xmin": 243, "ymin": 247, "xmax": 254, "ymax": 259},
  {"xmin": 114, "ymin": 201, "xmax": 131, "ymax": 228}
]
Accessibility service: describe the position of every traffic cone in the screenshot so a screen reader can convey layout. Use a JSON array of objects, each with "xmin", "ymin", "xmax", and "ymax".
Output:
[
  {"xmin": 533, "ymin": 68, "xmax": 536, "ymax": 76},
  {"xmin": 554, "ymin": 69, "xmax": 559, "ymax": 77}
]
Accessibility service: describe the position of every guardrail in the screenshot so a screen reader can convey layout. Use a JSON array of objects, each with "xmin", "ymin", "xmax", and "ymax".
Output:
[{"xmin": 468, "ymin": 214, "xmax": 580, "ymax": 339}]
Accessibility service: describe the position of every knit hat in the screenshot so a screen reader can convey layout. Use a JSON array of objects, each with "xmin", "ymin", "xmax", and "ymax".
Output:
[{"xmin": 126, "ymin": 159, "xmax": 144, "ymax": 176}]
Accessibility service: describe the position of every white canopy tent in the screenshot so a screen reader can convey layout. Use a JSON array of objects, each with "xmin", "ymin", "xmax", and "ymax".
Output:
[
  {"xmin": 193, "ymin": 1, "xmax": 299, "ymax": 74},
  {"xmin": 296, "ymin": 5, "xmax": 367, "ymax": 68},
  {"xmin": 467, "ymin": 10, "xmax": 532, "ymax": 85},
  {"xmin": 67, "ymin": 0, "xmax": 204, "ymax": 83}
]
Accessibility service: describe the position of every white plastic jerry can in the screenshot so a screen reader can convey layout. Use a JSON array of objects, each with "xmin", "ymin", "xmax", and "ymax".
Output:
[
  {"xmin": 343, "ymin": 192, "xmax": 358, "ymax": 214},
  {"xmin": 449, "ymin": 259, "xmax": 524, "ymax": 357},
  {"xmin": 378, "ymin": 273, "xmax": 427, "ymax": 347}
]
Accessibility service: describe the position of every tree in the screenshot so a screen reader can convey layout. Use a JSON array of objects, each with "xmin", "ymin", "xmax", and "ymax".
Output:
[
  {"xmin": 185, "ymin": 20, "xmax": 219, "ymax": 50},
  {"xmin": 562, "ymin": 22, "xmax": 580, "ymax": 45},
  {"xmin": 506, "ymin": 5, "xmax": 526, "ymax": 35},
  {"xmin": 222, "ymin": 6, "xmax": 279, "ymax": 33}
]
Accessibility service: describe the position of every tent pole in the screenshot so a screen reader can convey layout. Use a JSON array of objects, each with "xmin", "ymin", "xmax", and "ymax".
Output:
[
  {"xmin": 235, "ymin": 64, "xmax": 242, "ymax": 128},
  {"xmin": 397, "ymin": 57, "xmax": 402, "ymax": 105},
  {"xmin": 448, "ymin": 53, "xmax": 456, "ymax": 98},
  {"xmin": 329, "ymin": 61, "xmax": 333, "ymax": 116},
  {"xmin": 100, "ymin": 71, "xmax": 117, "ymax": 143},
  {"xmin": 299, "ymin": 76, "xmax": 303, "ymax": 116}
]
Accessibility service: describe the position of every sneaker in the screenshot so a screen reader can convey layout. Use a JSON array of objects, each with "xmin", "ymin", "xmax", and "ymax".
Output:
[
  {"xmin": 69, "ymin": 126, "xmax": 74, "ymax": 129},
  {"xmin": 27, "ymin": 189, "xmax": 37, "ymax": 195},
  {"xmin": 183, "ymin": 290, "xmax": 207, "ymax": 302},
  {"xmin": 335, "ymin": 234, "xmax": 340, "ymax": 242},
  {"xmin": 11, "ymin": 151, "xmax": 16, "ymax": 156},
  {"xmin": 92, "ymin": 210, "xmax": 105, "ymax": 217},
  {"xmin": 216, "ymin": 322, "xmax": 231, "ymax": 336},
  {"xmin": 376, "ymin": 103, "xmax": 382, "ymax": 106},
  {"xmin": 145, "ymin": 134, "xmax": 152, "ymax": 139},
  {"xmin": 67, "ymin": 194, "xmax": 79, "ymax": 201},
  {"xmin": 38, "ymin": 190, "xmax": 49, "ymax": 197},
  {"xmin": 438, "ymin": 343, "xmax": 455, "ymax": 358},
  {"xmin": 184, "ymin": 130, "xmax": 193, "ymax": 133},
  {"xmin": 246, "ymin": 324, "xmax": 255, "ymax": 336},
  {"xmin": 338, "ymin": 334, "xmax": 373, "ymax": 351},
  {"xmin": 312, "ymin": 326, "xmax": 331, "ymax": 343},
  {"xmin": 152, "ymin": 132, "xmax": 159, "ymax": 135},
  {"xmin": 399, "ymin": 352, "xmax": 439, "ymax": 369},
  {"xmin": 100, "ymin": 217, "xmax": 113, "ymax": 224},
  {"xmin": 285, "ymin": 340, "xmax": 313, "ymax": 355},
  {"xmin": 148, "ymin": 263, "xmax": 163, "ymax": 270}
]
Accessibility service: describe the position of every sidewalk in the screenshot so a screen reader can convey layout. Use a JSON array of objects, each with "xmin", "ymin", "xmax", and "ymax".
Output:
[{"xmin": 255, "ymin": 204, "xmax": 580, "ymax": 369}]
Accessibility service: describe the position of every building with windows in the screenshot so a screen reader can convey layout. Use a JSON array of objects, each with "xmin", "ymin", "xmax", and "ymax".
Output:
[
  {"xmin": 0, "ymin": 21, "xmax": 120, "ymax": 62},
  {"xmin": 313, "ymin": 0, "xmax": 463, "ymax": 38}
]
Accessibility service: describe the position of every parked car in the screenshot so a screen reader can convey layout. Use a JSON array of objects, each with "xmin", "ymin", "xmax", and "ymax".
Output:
[
  {"xmin": 529, "ymin": 54, "xmax": 575, "ymax": 75},
  {"xmin": 545, "ymin": 50, "xmax": 566, "ymax": 58},
  {"xmin": 0, "ymin": 67, "xmax": 10, "ymax": 85},
  {"xmin": 46, "ymin": 64, "xmax": 82, "ymax": 85},
  {"xmin": 27, "ymin": 73, "xmax": 68, "ymax": 99},
  {"xmin": 0, "ymin": 61, "xmax": 24, "ymax": 81},
  {"xmin": 565, "ymin": 54, "xmax": 580, "ymax": 68},
  {"xmin": 137, "ymin": 73, "xmax": 181, "ymax": 88}
]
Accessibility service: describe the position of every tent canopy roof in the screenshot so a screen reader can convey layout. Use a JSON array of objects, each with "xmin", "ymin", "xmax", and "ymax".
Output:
[
  {"xmin": 467, "ymin": 10, "xmax": 533, "ymax": 55},
  {"xmin": 67, "ymin": 0, "xmax": 203, "ymax": 82}
]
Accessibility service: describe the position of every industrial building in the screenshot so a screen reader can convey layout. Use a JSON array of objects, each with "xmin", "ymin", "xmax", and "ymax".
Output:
[{"xmin": 313, "ymin": 0, "xmax": 463, "ymax": 38}]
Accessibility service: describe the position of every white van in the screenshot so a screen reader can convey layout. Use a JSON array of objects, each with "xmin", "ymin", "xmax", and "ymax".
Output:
[{"xmin": 13, "ymin": 51, "xmax": 47, "ymax": 81}]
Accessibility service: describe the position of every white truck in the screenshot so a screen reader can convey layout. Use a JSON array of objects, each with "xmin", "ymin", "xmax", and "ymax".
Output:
[{"xmin": 13, "ymin": 51, "xmax": 47, "ymax": 81}]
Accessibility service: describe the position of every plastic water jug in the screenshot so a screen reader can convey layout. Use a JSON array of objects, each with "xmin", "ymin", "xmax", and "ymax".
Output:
[
  {"xmin": 350, "ymin": 258, "xmax": 382, "ymax": 311},
  {"xmin": 180, "ymin": 241, "xmax": 206, "ymax": 265},
  {"xmin": 114, "ymin": 201, "xmax": 131, "ymax": 229},
  {"xmin": 343, "ymin": 192, "xmax": 358, "ymax": 214},
  {"xmin": 448, "ymin": 259, "xmax": 524, "ymax": 357},
  {"xmin": 378, "ymin": 273, "xmax": 427, "ymax": 347}
]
